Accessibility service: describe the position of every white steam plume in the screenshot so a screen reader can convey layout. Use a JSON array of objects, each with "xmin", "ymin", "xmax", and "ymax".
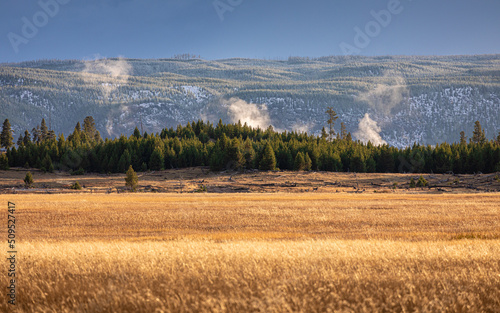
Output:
[
  {"xmin": 226, "ymin": 98, "xmax": 271, "ymax": 129},
  {"xmin": 354, "ymin": 113, "xmax": 387, "ymax": 146},
  {"xmin": 292, "ymin": 121, "xmax": 314, "ymax": 134},
  {"xmin": 359, "ymin": 71, "xmax": 408, "ymax": 115},
  {"xmin": 81, "ymin": 56, "xmax": 132, "ymax": 99},
  {"xmin": 105, "ymin": 118, "xmax": 114, "ymax": 137}
]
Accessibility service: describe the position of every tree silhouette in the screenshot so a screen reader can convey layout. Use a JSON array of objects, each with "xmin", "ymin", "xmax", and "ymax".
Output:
[
  {"xmin": 1, "ymin": 119, "xmax": 14, "ymax": 149},
  {"xmin": 24, "ymin": 171, "xmax": 34, "ymax": 187},
  {"xmin": 260, "ymin": 142, "xmax": 276, "ymax": 170},
  {"xmin": 460, "ymin": 131, "xmax": 467, "ymax": 145},
  {"xmin": 472, "ymin": 121, "xmax": 486, "ymax": 144},
  {"xmin": 125, "ymin": 165, "xmax": 138, "ymax": 191},
  {"xmin": 40, "ymin": 118, "xmax": 48, "ymax": 141},
  {"xmin": 294, "ymin": 151, "xmax": 305, "ymax": 171},
  {"xmin": 325, "ymin": 107, "xmax": 338, "ymax": 142}
]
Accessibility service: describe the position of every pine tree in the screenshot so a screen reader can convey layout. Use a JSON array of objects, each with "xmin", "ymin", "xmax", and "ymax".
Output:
[
  {"xmin": 117, "ymin": 149, "xmax": 132, "ymax": 173},
  {"xmin": 259, "ymin": 142, "xmax": 276, "ymax": 171},
  {"xmin": 23, "ymin": 130, "xmax": 31, "ymax": 146},
  {"xmin": 1, "ymin": 119, "xmax": 14, "ymax": 149},
  {"xmin": 409, "ymin": 177, "xmax": 416, "ymax": 188},
  {"xmin": 68, "ymin": 122, "xmax": 82, "ymax": 143},
  {"xmin": 472, "ymin": 121, "xmax": 486, "ymax": 144},
  {"xmin": 496, "ymin": 132, "xmax": 500, "ymax": 145},
  {"xmin": 366, "ymin": 157, "xmax": 376, "ymax": 173},
  {"xmin": 378, "ymin": 147, "xmax": 394, "ymax": 172},
  {"xmin": 71, "ymin": 181, "xmax": 82, "ymax": 190},
  {"xmin": 133, "ymin": 127, "xmax": 141, "ymax": 139},
  {"xmin": 227, "ymin": 138, "xmax": 245, "ymax": 169},
  {"xmin": 294, "ymin": 151, "xmax": 306, "ymax": 171},
  {"xmin": 47, "ymin": 130, "xmax": 56, "ymax": 141},
  {"xmin": 32, "ymin": 126, "xmax": 41, "ymax": 144},
  {"xmin": 320, "ymin": 127, "xmax": 328, "ymax": 140},
  {"xmin": 83, "ymin": 116, "xmax": 97, "ymax": 141},
  {"xmin": 460, "ymin": 131, "xmax": 467, "ymax": 145},
  {"xmin": 41, "ymin": 154, "xmax": 54, "ymax": 173},
  {"xmin": 125, "ymin": 165, "xmax": 138, "ymax": 191},
  {"xmin": 0, "ymin": 154, "xmax": 9, "ymax": 170},
  {"xmin": 340, "ymin": 122, "xmax": 347, "ymax": 140},
  {"xmin": 94, "ymin": 130, "xmax": 102, "ymax": 143},
  {"xmin": 242, "ymin": 138, "xmax": 256, "ymax": 169},
  {"xmin": 350, "ymin": 149, "xmax": 366, "ymax": 173},
  {"xmin": 304, "ymin": 153, "xmax": 312, "ymax": 171},
  {"xmin": 17, "ymin": 134, "xmax": 23, "ymax": 146},
  {"xmin": 24, "ymin": 171, "xmax": 34, "ymax": 187},
  {"xmin": 40, "ymin": 118, "xmax": 49, "ymax": 141},
  {"xmin": 209, "ymin": 145, "xmax": 225, "ymax": 171},
  {"xmin": 416, "ymin": 175, "xmax": 428, "ymax": 188},
  {"xmin": 149, "ymin": 147, "xmax": 164, "ymax": 171},
  {"xmin": 325, "ymin": 107, "xmax": 338, "ymax": 142}
]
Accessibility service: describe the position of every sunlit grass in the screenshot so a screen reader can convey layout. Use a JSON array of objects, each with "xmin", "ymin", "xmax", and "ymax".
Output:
[
  {"xmin": 5, "ymin": 193, "xmax": 499, "ymax": 241},
  {"xmin": 1, "ymin": 193, "xmax": 499, "ymax": 312},
  {"xmin": 9, "ymin": 240, "xmax": 500, "ymax": 313}
]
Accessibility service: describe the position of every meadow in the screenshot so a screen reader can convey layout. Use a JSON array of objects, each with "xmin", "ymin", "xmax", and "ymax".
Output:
[{"xmin": 1, "ymin": 193, "xmax": 499, "ymax": 312}]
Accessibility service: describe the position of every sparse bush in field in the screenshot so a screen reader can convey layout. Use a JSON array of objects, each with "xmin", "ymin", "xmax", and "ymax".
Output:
[
  {"xmin": 195, "ymin": 184, "xmax": 207, "ymax": 193},
  {"xmin": 70, "ymin": 181, "xmax": 82, "ymax": 190},
  {"xmin": 392, "ymin": 182, "xmax": 398, "ymax": 190},
  {"xmin": 409, "ymin": 177, "xmax": 416, "ymax": 188},
  {"xmin": 495, "ymin": 174, "xmax": 499, "ymax": 182},
  {"xmin": 417, "ymin": 175, "xmax": 428, "ymax": 188},
  {"xmin": 24, "ymin": 171, "xmax": 34, "ymax": 187},
  {"xmin": 125, "ymin": 165, "xmax": 139, "ymax": 191}
]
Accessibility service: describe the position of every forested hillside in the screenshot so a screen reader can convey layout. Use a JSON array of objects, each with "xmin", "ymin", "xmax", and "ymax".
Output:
[{"xmin": 1, "ymin": 55, "xmax": 499, "ymax": 147}]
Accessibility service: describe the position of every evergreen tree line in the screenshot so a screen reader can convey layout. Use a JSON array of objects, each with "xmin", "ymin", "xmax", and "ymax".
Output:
[{"xmin": 1, "ymin": 117, "xmax": 500, "ymax": 174}]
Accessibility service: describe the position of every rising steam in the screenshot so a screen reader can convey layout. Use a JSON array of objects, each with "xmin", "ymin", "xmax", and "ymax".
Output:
[
  {"xmin": 354, "ymin": 113, "xmax": 387, "ymax": 146},
  {"xmin": 226, "ymin": 98, "xmax": 272, "ymax": 129},
  {"xmin": 81, "ymin": 56, "xmax": 132, "ymax": 99},
  {"xmin": 80, "ymin": 56, "xmax": 133, "ymax": 136},
  {"xmin": 359, "ymin": 71, "xmax": 408, "ymax": 115},
  {"xmin": 291, "ymin": 121, "xmax": 314, "ymax": 134}
]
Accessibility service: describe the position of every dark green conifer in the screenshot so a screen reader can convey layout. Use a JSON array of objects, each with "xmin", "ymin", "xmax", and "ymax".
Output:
[{"xmin": 259, "ymin": 142, "xmax": 276, "ymax": 171}]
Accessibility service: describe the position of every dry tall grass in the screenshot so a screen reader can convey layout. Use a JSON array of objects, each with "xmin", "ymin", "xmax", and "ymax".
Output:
[
  {"xmin": 11, "ymin": 240, "xmax": 500, "ymax": 312},
  {"xmin": 6, "ymin": 193, "xmax": 500, "ymax": 241},
  {"xmin": 1, "ymin": 193, "xmax": 499, "ymax": 312}
]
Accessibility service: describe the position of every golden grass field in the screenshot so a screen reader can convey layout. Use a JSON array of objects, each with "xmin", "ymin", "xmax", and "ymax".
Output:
[{"xmin": 1, "ymin": 193, "xmax": 499, "ymax": 312}]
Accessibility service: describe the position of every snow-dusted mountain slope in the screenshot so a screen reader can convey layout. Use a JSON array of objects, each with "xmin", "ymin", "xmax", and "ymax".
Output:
[{"xmin": 1, "ymin": 55, "xmax": 499, "ymax": 147}]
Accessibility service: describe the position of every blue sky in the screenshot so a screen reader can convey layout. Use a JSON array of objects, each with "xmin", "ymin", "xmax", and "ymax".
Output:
[{"xmin": 1, "ymin": 0, "xmax": 500, "ymax": 62}]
